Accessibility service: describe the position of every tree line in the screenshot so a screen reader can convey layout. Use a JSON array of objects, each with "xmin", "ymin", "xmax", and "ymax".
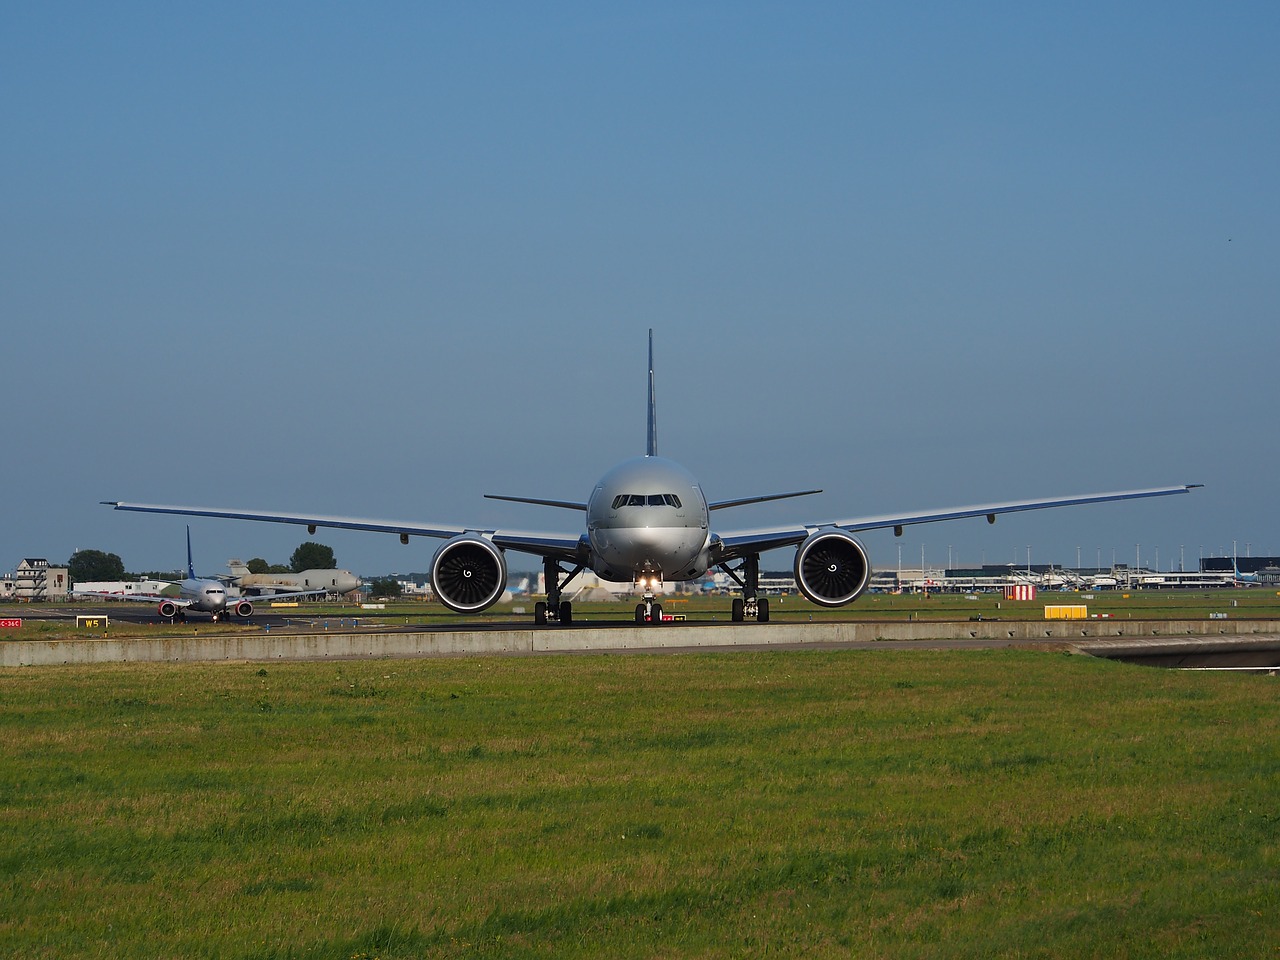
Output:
[{"xmin": 66, "ymin": 542, "xmax": 339, "ymax": 583}]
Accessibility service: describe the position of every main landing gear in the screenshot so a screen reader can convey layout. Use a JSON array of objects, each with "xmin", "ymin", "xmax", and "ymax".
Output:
[
  {"xmin": 719, "ymin": 553, "xmax": 770, "ymax": 623},
  {"xmin": 534, "ymin": 557, "xmax": 584, "ymax": 626}
]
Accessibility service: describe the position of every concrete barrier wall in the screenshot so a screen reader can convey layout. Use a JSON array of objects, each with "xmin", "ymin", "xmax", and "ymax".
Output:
[{"xmin": 3, "ymin": 618, "xmax": 1279, "ymax": 666}]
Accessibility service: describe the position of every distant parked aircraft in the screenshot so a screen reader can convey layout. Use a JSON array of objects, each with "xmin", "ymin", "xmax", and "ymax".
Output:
[
  {"xmin": 501, "ymin": 576, "xmax": 530, "ymax": 603},
  {"xmin": 74, "ymin": 528, "xmax": 327, "ymax": 621},
  {"xmin": 103, "ymin": 332, "xmax": 1200, "ymax": 626},
  {"xmin": 1231, "ymin": 562, "xmax": 1259, "ymax": 585},
  {"xmin": 225, "ymin": 560, "xmax": 360, "ymax": 597}
]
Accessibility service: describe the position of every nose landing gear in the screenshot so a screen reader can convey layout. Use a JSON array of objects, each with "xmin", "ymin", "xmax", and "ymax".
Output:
[{"xmin": 633, "ymin": 574, "xmax": 664, "ymax": 624}]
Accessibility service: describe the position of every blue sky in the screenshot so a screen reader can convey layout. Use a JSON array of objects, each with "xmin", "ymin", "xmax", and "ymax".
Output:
[{"xmin": 3, "ymin": 2, "xmax": 1276, "ymax": 577}]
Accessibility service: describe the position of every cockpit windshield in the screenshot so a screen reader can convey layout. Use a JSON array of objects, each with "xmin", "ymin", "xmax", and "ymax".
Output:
[{"xmin": 612, "ymin": 493, "xmax": 682, "ymax": 509}]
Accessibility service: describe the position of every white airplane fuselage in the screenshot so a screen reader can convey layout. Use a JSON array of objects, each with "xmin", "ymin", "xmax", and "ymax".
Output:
[
  {"xmin": 586, "ymin": 456, "xmax": 711, "ymax": 585},
  {"xmin": 233, "ymin": 569, "xmax": 361, "ymax": 596},
  {"xmin": 176, "ymin": 578, "xmax": 234, "ymax": 616}
]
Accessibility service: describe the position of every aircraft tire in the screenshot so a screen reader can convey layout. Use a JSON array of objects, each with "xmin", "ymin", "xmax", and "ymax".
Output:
[
  {"xmin": 635, "ymin": 604, "xmax": 646, "ymax": 623},
  {"xmin": 650, "ymin": 603, "xmax": 663, "ymax": 623},
  {"xmin": 559, "ymin": 601, "xmax": 572, "ymax": 625},
  {"xmin": 731, "ymin": 598, "xmax": 744, "ymax": 622},
  {"xmin": 534, "ymin": 601, "xmax": 547, "ymax": 625},
  {"xmin": 757, "ymin": 598, "xmax": 770, "ymax": 623}
]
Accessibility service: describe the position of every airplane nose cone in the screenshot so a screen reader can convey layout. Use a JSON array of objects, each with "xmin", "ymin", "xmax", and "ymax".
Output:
[{"xmin": 593, "ymin": 523, "xmax": 698, "ymax": 574}]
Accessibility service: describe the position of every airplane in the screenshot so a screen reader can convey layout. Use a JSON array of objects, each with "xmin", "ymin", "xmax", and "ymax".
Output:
[
  {"xmin": 225, "ymin": 559, "xmax": 361, "ymax": 597},
  {"xmin": 1231, "ymin": 561, "xmax": 1259, "ymax": 585},
  {"xmin": 74, "ymin": 528, "xmax": 329, "ymax": 621},
  {"xmin": 501, "ymin": 576, "xmax": 531, "ymax": 603},
  {"xmin": 102, "ymin": 331, "xmax": 1200, "ymax": 626}
]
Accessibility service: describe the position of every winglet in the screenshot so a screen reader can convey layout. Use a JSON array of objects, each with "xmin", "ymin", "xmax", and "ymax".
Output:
[
  {"xmin": 646, "ymin": 328, "xmax": 657, "ymax": 457},
  {"xmin": 186, "ymin": 525, "xmax": 195, "ymax": 580}
]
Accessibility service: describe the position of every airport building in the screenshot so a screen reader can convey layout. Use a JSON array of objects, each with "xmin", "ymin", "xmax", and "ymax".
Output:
[
  {"xmin": 1200, "ymin": 556, "xmax": 1280, "ymax": 574},
  {"xmin": 1, "ymin": 559, "xmax": 69, "ymax": 601}
]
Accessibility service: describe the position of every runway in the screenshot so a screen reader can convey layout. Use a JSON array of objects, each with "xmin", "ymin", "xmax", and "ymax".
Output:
[{"xmin": 5, "ymin": 606, "xmax": 1280, "ymax": 668}]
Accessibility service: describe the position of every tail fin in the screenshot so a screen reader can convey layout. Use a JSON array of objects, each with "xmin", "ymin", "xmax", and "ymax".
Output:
[
  {"xmin": 646, "ymin": 328, "xmax": 657, "ymax": 457},
  {"xmin": 186, "ymin": 525, "xmax": 196, "ymax": 580}
]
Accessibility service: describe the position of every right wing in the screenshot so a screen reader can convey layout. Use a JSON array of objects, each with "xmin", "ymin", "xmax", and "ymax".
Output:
[
  {"xmin": 101, "ymin": 502, "xmax": 586, "ymax": 563},
  {"xmin": 72, "ymin": 589, "xmax": 191, "ymax": 607},
  {"xmin": 713, "ymin": 484, "xmax": 1201, "ymax": 562},
  {"xmin": 234, "ymin": 587, "xmax": 337, "ymax": 602}
]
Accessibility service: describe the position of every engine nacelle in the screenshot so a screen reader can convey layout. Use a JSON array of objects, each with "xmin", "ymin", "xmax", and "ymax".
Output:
[
  {"xmin": 157, "ymin": 600, "xmax": 179, "ymax": 619},
  {"xmin": 794, "ymin": 528, "xmax": 871, "ymax": 607},
  {"xmin": 228, "ymin": 599, "xmax": 254, "ymax": 619},
  {"xmin": 430, "ymin": 534, "xmax": 507, "ymax": 613}
]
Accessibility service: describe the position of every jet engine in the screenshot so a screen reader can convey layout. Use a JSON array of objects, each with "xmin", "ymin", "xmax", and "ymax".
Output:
[
  {"xmin": 430, "ymin": 534, "xmax": 507, "ymax": 613},
  {"xmin": 794, "ymin": 528, "xmax": 871, "ymax": 607},
  {"xmin": 157, "ymin": 600, "xmax": 179, "ymax": 619},
  {"xmin": 228, "ymin": 599, "xmax": 254, "ymax": 619}
]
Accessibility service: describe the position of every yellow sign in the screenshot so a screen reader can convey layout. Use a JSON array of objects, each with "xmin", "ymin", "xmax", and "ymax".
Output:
[{"xmin": 1044, "ymin": 605, "xmax": 1087, "ymax": 620}]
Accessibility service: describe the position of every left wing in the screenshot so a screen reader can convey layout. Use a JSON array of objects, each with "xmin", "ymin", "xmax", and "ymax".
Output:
[
  {"xmin": 713, "ymin": 484, "xmax": 1201, "ymax": 562},
  {"xmin": 234, "ymin": 587, "xmax": 335, "ymax": 602},
  {"xmin": 101, "ymin": 502, "xmax": 585, "ymax": 563}
]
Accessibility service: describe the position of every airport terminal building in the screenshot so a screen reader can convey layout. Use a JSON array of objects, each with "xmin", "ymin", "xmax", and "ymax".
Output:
[{"xmin": 1, "ymin": 559, "xmax": 69, "ymax": 601}]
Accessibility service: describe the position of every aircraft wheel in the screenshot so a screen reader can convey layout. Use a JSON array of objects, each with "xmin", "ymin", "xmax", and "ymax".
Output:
[
  {"xmin": 534, "ymin": 601, "xmax": 548, "ymax": 625},
  {"xmin": 650, "ymin": 603, "xmax": 663, "ymax": 623},
  {"xmin": 635, "ymin": 604, "xmax": 646, "ymax": 623},
  {"xmin": 757, "ymin": 598, "xmax": 770, "ymax": 623},
  {"xmin": 559, "ymin": 601, "xmax": 572, "ymax": 625},
  {"xmin": 731, "ymin": 598, "xmax": 744, "ymax": 622}
]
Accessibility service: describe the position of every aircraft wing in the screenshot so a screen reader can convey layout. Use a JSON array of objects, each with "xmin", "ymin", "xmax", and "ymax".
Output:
[
  {"xmin": 72, "ymin": 590, "xmax": 192, "ymax": 607},
  {"xmin": 236, "ymin": 587, "xmax": 335, "ymax": 602},
  {"xmin": 713, "ymin": 484, "xmax": 1201, "ymax": 561},
  {"xmin": 101, "ymin": 502, "xmax": 585, "ymax": 563}
]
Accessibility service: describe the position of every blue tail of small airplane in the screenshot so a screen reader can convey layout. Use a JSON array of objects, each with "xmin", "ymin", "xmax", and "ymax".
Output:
[
  {"xmin": 646, "ymin": 328, "xmax": 657, "ymax": 457},
  {"xmin": 186, "ymin": 525, "xmax": 196, "ymax": 580}
]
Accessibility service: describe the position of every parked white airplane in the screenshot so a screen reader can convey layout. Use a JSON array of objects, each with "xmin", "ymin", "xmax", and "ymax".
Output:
[
  {"xmin": 75, "ymin": 528, "xmax": 329, "ymax": 621},
  {"xmin": 225, "ymin": 560, "xmax": 361, "ymax": 597},
  {"xmin": 1231, "ymin": 561, "xmax": 1259, "ymax": 585},
  {"xmin": 103, "ymin": 332, "xmax": 1199, "ymax": 625}
]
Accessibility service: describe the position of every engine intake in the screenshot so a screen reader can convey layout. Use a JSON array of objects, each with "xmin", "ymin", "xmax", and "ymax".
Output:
[
  {"xmin": 430, "ymin": 535, "xmax": 507, "ymax": 613},
  {"xmin": 157, "ymin": 600, "xmax": 178, "ymax": 619},
  {"xmin": 794, "ymin": 528, "xmax": 871, "ymax": 607},
  {"xmin": 229, "ymin": 599, "xmax": 254, "ymax": 619}
]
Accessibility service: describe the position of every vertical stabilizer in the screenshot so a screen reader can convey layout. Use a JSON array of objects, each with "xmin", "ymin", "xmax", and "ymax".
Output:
[
  {"xmin": 646, "ymin": 328, "xmax": 657, "ymax": 457},
  {"xmin": 186, "ymin": 525, "xmax": 195, "ymax": 580}
]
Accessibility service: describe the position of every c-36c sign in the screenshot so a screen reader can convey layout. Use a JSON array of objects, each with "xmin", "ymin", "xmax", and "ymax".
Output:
[{"xmin": 0, "ymin": 619, "xmax": 22, "ymax": 629}]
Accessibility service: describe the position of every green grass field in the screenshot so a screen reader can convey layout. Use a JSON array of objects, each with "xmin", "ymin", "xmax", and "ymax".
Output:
[{"xmin": 2, "ymin": 649, "xmax": 1277, "ymax": 958}]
